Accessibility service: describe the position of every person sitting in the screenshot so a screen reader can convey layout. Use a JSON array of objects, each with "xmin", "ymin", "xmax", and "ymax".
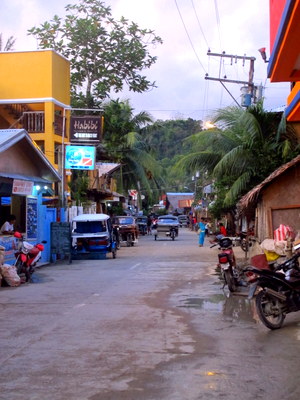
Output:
[{"xmin": 0, "ymin": 214, "xmax": 16, "ymax": 235}]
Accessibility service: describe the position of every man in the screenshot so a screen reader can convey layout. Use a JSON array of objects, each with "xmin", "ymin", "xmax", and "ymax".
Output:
[{"xmin": 0, "ymin": 214, "xmax": 16, "ymax": 235}]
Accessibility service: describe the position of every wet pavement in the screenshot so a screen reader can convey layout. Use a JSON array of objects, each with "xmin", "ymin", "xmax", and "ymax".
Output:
[{"xmin": 1, "ymin": 229, "xmax": 300, "ymax": 399}]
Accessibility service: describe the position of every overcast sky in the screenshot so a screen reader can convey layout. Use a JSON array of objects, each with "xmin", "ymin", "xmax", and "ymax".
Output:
[{"xmin": 1, "ymin": 0, "xmax": 290, "ymax": 122}]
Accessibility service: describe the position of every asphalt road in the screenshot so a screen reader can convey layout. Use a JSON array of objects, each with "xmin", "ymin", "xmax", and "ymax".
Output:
[{"xmin": 1, "ymin": 228, "xmax": 300, "ymax": 400}]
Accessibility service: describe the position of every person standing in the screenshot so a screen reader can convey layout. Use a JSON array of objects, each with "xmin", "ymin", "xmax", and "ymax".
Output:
[{"xmin": 198, "ymin": 217, "xmax": 206, "ymax": 247}]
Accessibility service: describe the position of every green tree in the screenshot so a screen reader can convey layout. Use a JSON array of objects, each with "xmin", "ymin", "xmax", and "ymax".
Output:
[
  {"xmin": 28, "ymin": 0, "xmax": 162, "ymax": 108},
  {"xmin": 0, "ymin": 34, "xmax": 16, "ymax": 51},
  {"xmin": 101, "ymin": 99, "xmax": 163, "ymax": 204},
  {"xmin": 175, "ymin": 102, "xmax": 299, "ymax": 210}
]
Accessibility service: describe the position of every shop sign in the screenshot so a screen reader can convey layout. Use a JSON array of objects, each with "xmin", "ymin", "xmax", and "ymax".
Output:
[
  {"xmin": 12, "ymin": 179, "xmax": 33, "ymax": 195},
  {"xmin": 65, "ymin": 145, "xmax": 96, "ymax": 170},
  {"xmin": 70, "ymin": 116, "xmax": 102, "ymax": 143}
]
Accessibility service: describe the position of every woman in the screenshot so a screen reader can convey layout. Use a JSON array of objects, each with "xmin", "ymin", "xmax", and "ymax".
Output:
[{"xmin": 198, "ymin": 217, "xmax": 206, "ymax": 247}]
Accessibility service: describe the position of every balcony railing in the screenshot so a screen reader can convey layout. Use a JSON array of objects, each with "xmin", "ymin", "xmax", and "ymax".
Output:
[
  {"xmin": 21, "ymin": 112, "xmax": 65, "ymax": 136},
  {"xmin": 22, "ymin": 111, "xmax": 44, "ymax": 133}
]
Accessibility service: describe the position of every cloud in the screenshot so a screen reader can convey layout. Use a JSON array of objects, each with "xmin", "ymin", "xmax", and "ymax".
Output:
[{"xmin": 0, "ymin": 0, "xmax": 290, "ymax": 120}]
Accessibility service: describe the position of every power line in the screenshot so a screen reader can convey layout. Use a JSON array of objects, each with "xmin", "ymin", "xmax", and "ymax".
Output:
[
  {"xmin": 174, "ymin": 0, "xmax": 207, "ymax": 74},
  {"xmin": 190, "ymin": 0, "xmax": 210, "ymax": 49},
  {"xmin": 213, "ymin": 0, "xmax": 223, "ymax": 50}
]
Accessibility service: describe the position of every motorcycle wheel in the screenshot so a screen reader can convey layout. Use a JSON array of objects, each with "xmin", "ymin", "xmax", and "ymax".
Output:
[
  {"xmin": 171, "ymin": 231, "xmax": 175, "ymax": 241},
  {"xmin": 16, "ymin": 259, "xmax": 24, "ymax": 276},
  {"xmin": 255, "ymin": 290, "xmax": 285, "ymax": 330},
  {"xmin": 224, "ymin": 269, "xmax": 237, "ymax": 292},
  {"xmin": 240, "ymin": 239, "xmax": 248, "ymax": 252},
  {"xmin": 154, "ymin": 234, "xmax": 157, "ymax": 241}
]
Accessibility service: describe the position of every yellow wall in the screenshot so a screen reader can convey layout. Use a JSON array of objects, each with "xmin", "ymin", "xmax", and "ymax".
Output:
[{"xmin": 0, "ymin": 50, "xmax": 70, "ymax": 104}]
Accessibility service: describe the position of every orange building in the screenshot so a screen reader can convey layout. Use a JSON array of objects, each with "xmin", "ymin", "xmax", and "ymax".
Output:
[{"xmin": 268, "ymin": 0, "xmax": 300, "ymax": 123}]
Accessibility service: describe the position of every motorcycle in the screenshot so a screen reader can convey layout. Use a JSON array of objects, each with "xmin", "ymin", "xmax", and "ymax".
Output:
[
  {"xmin": 245, "ymin": 243, "xmax": 300, "ymax": 329},
  {"xmin": 14, "ymin": 232, "xmax": 46, "ymax": 282},
  {"xmin": 211, "ymin": 237, "xmax": 241, "ymax": 292}
]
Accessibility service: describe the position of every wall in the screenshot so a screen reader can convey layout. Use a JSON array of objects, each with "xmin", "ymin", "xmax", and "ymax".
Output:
[
  {"xmin": 0, "ymin": 50, "xmax": 70, "ymax": 104},
  {"xmin": 256, "ymin": 164, "xmax": 300, "ymax": 239}
]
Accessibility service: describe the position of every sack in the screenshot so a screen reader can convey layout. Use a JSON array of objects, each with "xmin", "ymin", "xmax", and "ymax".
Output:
[{"xmin": 0, "ymin": 264, "xmax": 21, "ymax": 287}]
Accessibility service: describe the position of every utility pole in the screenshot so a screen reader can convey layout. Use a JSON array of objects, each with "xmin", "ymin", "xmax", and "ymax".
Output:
[{"xmin": 205, "ymin": 51, "xmax": 257, "ymax": 107}]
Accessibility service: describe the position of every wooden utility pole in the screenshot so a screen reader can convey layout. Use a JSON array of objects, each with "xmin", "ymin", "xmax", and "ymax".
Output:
[{"xmin": 205, "ymin": 52, "xmax": 256, "ymax": 106}]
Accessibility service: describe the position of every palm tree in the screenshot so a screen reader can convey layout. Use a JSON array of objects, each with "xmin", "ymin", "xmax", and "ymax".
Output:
[
  {"xmin": 100, "ymin": 99, "xmax": 164, "ymax": 204},
  {"xmin": 175, "ymin": 101, "xmax": 299, "ymax": 207},
  {"xmin": 0, "ymin": 34, "xmax": 16, "ymax": 51}
]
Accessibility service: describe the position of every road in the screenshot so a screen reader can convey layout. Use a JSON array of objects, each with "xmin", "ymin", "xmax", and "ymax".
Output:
[{"xmin": 1, "ymin": 228, "xmax": 300, "ymax": 400}]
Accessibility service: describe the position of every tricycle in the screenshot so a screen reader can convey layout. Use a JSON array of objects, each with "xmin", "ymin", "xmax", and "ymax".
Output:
[
  {"xmin": 71, "ymin": 213, "xmax": 117, "ymax": 259},
  {"xmin": 112, "ymin": 215, "xmax": 139, "ymax": 247},
  {"xmin": 136, "ymin": 216, "xmax": 148, "ymax": 236},
  {"xmin": 152, "ymin": 215, "xmax": 179, "ymax": 241}
]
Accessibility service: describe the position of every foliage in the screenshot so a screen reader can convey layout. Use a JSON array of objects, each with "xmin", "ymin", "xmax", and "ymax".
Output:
[
  {"xmin": 27, "ymin": 0, "xmax": 162, "ymax": 107},
  {"xmin": 0, "ymin": 34, "xmax": 16, "ymax": 51},
  {"xmin": 142, "ymin": 118, "xmax": 203, "ymax": 192},
  {"xmin": 101, "ymin": 99, "xmax": 164, "ymax": 204},
  {"xmin": 67, "ymin": 170, "xmax": 89, "ymax": 206},
  {"xmin": 174, "ymin": 101, "xmax": 300, "ymax": 215}
]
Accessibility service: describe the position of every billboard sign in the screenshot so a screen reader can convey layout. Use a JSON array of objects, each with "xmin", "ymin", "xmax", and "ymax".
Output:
[
  {"xmin": 70, "ymin": 116, "xmax": 102, "ymax": 143},
  {"xmin": 65, "ymin": 145, "xmax": 96, "ymax": 170}
]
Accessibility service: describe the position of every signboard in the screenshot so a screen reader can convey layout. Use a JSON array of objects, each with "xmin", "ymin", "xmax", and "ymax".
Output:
[
  {"xmin": 70, "ymin": 116, "xmax": 102, "ymax": 143},
  {"xmin": 50, "ymin": 222, "xmax": 72, "ymax": 263},
  {"xmin": 65, "ymin": 145, "xmax": 96, "ymax": 170},
  {"xmin": 26, "ymin": 196, "xmax": 38, "ymax": 239},
  {"xmin": 13, "ymin": 179, "xmax": 33, "ymax": 195}
]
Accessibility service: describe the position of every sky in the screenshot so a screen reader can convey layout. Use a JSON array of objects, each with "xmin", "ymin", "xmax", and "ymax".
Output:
[{"xmin": 1, "ymin": 0, "xmax": 291, "ymax": 122}]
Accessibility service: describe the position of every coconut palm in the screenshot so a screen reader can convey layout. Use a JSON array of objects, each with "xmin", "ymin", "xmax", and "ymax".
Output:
[
  {"xmin": 100, "ymin": 99, "xmax": 164, "ymax": 203},
  {"xmin": 0, "ymin": 34, "xmax": 16, "ymax": 51},
  {"xmin": 175, "ymin": 101, "xmax": 299, "ymax": 207}
]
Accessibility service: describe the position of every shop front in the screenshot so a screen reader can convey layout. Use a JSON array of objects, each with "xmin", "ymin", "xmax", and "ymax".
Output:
[{"xmin": 0, "ymin": 129, "xmax": 61, "ymax": 263}]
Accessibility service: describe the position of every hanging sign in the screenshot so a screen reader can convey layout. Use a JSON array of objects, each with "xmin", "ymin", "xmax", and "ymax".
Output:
[
  {"xmin": 65, "ymin": 145, "xmax": 96, "ymax": 170},
  {"xmin": 12, "ymin": 179, "xmax": 34, "ymax": 195},
  {"xmin": 70, "ymin": 116, "xmax": 102, "ymax": 143}
]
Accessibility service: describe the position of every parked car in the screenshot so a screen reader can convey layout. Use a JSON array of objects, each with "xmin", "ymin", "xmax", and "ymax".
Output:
[
  {"xmin": 152, "ymin": 215, "xmax": 179, "ymax": 241},
  {"xmin": 71, "ymin": 213, "xmax": 117, "ymax": 259},
  {"xmin": 112, "ymin": 215, "xmax": 139, "ymax": 247},
  {"xmin": 178, "ymin": 215, "xmax": 189, "ymax": 227}
]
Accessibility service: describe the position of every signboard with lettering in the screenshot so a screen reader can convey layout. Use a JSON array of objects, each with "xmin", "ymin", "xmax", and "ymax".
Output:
[
  {"xmin": 65, "ymin": 145, "xmax": 96, "ymax": 170},
  {"xmin": 13, "ymin": 179, "xmax": 33, "ymax": 195},
  {"xmin": 70, "ymin": 116, "xmax": 102, "ymax": 143}
]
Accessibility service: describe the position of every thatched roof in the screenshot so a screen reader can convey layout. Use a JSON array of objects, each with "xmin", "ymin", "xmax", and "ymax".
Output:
[{"xmin": 238, "ymin": 154, "xmax": 300, "ymax": 215}]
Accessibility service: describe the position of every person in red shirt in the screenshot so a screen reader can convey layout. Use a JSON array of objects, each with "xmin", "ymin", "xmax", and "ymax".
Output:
[{"xmin": 219, "ymin": 223, "xmax": 227, "ymax": 236}]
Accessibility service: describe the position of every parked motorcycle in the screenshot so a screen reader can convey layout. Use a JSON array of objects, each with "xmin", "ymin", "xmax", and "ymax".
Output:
[
  {"xmin": 245, "ymin": 243, "xmax": 300, "ymax": 329},
  {"xmin": 211, "ymin": 237, "xmax": 240, "ymax": 292},
  {"xmin": 14, "ymin": 232, "xmax": 46, "ymax": 282}
]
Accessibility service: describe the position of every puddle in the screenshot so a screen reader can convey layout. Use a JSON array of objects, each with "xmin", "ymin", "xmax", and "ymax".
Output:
[{"xmin": 178, "ymin": 293, "xmax": 255, "ymax": 322}]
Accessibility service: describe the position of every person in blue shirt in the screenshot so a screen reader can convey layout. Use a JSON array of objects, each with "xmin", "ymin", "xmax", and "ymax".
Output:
[{"xmin": 198, "ymin": 217, "xmax": 206, "ymax": 247}]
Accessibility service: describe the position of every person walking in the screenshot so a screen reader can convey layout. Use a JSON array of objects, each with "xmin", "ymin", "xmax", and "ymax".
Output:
[{"xmin": 198, "ymin": 217, "xmax": 206, "ymax": 247}]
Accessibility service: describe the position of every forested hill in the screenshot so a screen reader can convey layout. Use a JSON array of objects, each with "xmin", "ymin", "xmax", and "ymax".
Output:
[{"xmin": 142, "ymin": 118, "xmax": 202, "ymax": 160}]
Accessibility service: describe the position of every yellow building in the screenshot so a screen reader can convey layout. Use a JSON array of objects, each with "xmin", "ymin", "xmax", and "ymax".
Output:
[{"xmin": 0, "ymin": 49, "xmax": 71, "ymax": 171}]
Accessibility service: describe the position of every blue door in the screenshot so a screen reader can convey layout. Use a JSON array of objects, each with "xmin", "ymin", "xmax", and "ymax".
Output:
[{"xmin": 38, "ymin": 206, "xmax": 57, "ymax": 263}]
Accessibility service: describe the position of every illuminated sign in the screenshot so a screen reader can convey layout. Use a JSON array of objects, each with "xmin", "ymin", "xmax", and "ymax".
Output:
[{"xmin": 65, "ymin": 145, "xmax": 95, "ymax": 170}]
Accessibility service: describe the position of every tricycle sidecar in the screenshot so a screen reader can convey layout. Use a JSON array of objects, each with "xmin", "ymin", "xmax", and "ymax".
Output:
[
  {"xmin": 71, "ymin": 213, "xmax": 117, "ymax": 259},
  {"xmin": 136, "ymin": 216, "xmax": 148, "ymax": 235},
  {"xmin": 152, "ymin": 215, "xmax": 179, "ymax": 241},
  {"xmin": 112, "ymin": 216, "xmax": 139, "ymax": 247}
]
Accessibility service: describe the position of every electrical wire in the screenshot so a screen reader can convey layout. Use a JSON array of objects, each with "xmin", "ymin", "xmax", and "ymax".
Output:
[
  {"xmin": 190, "ymin": 0, "xmax": 210, "ymax": 49},
  {"xmin": 174, "ymin": 0, "xmax": 207, "ymax": 74},
  {"xmin": 213, "ymin": 0, "xmax": 223, "ymax": 50}
]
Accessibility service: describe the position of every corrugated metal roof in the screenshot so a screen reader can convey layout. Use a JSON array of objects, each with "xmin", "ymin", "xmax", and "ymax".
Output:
[
  {"xmin": 0, "ymin": 129, "xmax": 61, "ymax": 182},
  {"xmin": 95, "ymin": 162, "xmax": 120, "ymax": 177}
]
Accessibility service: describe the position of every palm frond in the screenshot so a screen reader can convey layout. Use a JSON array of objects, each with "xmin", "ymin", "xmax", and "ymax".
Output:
[{"xmin": 223, "ymin": 171, "xmax": 252, "ymax": 206}]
